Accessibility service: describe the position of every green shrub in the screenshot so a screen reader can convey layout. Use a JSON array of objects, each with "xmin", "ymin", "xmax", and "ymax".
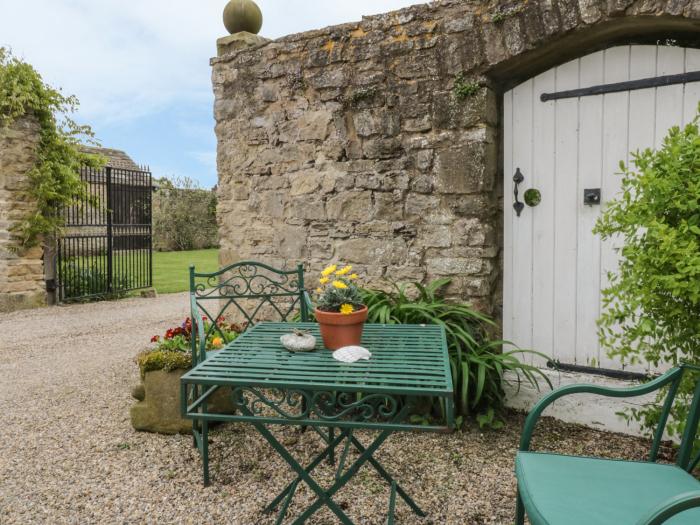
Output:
[
  {"xmin": 594, "ymin": 106, "xmax": 700, "ymax": 446},
  {"xmin": 361, "ymin": 279, "xmax": 551, "ymax": 428}
]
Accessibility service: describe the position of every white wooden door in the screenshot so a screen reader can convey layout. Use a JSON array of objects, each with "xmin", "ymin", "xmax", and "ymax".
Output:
[{"xmin": 503, "ymin": 44, "xmax": 700, "ymax": 371}]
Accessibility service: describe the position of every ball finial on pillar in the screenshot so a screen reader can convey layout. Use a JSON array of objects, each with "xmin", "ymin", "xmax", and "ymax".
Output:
[{"xmin": 223, "ymin": 0, "xmax": 263, "ymax": 35}]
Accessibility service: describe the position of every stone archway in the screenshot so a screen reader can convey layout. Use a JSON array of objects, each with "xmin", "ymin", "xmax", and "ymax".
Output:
[{"xmin": 488, "ymin": 13, "xmax": 700, "ymax": 91}]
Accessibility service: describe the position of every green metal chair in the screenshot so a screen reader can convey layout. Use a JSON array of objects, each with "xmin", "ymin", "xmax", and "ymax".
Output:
[
  {"xmin": 515, "ymin": 363, "xmax": 700, "ymax": 525},
  {"xmin": 188, "ymin": 260, "xmax": 311, "ymax": 485}
]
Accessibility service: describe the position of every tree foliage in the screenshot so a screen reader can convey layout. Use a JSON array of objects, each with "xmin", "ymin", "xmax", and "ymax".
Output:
[
  {"xmin": 0, "ymin": 48, "xmax": 102, "ymax": 249},
  {"xmin": 152, "ymin": 176, "xmax": 218, "ymax": 252},
  {"xmin": 594, "ymin": 106, "xmax": 700, "ymax": 442}
]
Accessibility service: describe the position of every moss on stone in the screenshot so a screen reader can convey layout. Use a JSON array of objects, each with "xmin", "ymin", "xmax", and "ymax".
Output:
[{"xmin": 137, "ymin": 350, "xmax": 192, "ymax": 378}]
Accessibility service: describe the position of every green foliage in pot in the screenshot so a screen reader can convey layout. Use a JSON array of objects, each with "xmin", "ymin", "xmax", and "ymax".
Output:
[
  {"xmin": 0, "ymin": 48, "xmax": 103, "ymax": 249},
  {"xmin": 360, "ymin": 279, "xmax": 551, "ymax": 428},
  {"xmin": 594, "ymin": 106, "xmax": 700, "ymax": 447}
]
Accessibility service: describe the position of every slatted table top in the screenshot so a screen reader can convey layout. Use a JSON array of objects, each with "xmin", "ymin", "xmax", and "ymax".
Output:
[{"xmin": 181, "ymin": 322, "xmax": 453, "ymax": 397}]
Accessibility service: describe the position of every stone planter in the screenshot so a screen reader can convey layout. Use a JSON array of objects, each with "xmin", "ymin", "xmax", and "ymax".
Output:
[{"xmin": 130, "ymin": 368, "xmax": 234, "ymax": 434}]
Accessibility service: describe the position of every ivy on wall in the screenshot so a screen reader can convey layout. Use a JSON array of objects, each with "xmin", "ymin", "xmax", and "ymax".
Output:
[{"xmin": 0, "ymin": 48, "xmax": 103, "ymax": 249}]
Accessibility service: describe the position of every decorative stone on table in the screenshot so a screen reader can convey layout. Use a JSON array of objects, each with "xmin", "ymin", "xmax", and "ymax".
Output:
[
  {"xmin": 332, "ymin": 346, "xmax": 372, "ymax": 363},
  {"xmin": 280, "ymin": 329, "xmax": 317, "ymax": 352}
]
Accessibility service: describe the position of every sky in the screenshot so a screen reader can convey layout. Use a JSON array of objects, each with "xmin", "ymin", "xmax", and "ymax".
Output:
[{"xmin": 0, "ymin": 0, "xmax": 426, "ymax": 188}]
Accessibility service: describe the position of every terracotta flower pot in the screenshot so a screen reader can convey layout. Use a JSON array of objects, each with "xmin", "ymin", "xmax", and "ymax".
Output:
[{"xmin": 314, "ymin": 306, "xmax": 368, "ymax": 350}]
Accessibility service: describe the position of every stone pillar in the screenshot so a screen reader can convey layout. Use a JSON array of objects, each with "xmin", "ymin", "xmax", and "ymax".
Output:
[
  {"xmin": 216, "ymin": 32, "xmax": 269, "ymax": 57},
  {"xmin": 0, "ymin": 117, "xmax": 47, "ymax": 312}
]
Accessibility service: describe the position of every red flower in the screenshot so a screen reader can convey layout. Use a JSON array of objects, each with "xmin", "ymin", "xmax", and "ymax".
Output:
[{"xmin": 151, "ymin": 335, "xmax": 160, "ymax": 343}]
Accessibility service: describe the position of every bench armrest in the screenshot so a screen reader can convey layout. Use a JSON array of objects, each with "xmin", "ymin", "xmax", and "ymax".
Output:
[
  {"xmin": 303, "ymin": 291, "xmax": 315, "ymax": 316},
  {"xmin": 637, "ymin": 490, "xmax": 700, "ymax": 525},
  {"xmin": 190, "ymin": 294, "xmax": 207, "ymax": 366},
  {"xmin": 519, "ymin": 367, "xmax": 683, "ymax": 451}
]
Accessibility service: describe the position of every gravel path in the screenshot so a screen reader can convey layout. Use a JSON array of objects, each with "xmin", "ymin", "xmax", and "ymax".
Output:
[{"xmin": 0, "ymin": 295, "xmax": 657, "ymax": 524}]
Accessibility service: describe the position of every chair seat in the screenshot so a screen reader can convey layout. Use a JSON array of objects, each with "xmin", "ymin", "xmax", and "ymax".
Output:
[{"xmin": 516, "ymin": 452, "xmax": 700, "ymax": 525}]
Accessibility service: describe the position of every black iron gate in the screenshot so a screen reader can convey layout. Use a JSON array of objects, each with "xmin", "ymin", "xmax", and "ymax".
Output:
[{"xmin": 56, "ymin": 165, "xmax": 153, "ymax": 302}]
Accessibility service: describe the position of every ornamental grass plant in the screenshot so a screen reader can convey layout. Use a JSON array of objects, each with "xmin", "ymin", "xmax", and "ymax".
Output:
[{"xmin": 360, "ymin": 278, "xmax": 551, "ymax": 428}]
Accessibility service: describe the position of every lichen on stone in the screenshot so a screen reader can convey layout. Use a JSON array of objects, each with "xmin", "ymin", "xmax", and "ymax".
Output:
[{"xmin": 136, "ymin": 350, "xmax": 192, "ymax": 378}]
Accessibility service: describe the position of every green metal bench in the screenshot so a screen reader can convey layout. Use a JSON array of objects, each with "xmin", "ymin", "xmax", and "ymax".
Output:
[
  {"xmin": 188, "ymin": 260, "xmax": 310, "ymax": 485},
  {"xmin": 516, "ymin": 364, "xmax": 700, "ymax": 525}
]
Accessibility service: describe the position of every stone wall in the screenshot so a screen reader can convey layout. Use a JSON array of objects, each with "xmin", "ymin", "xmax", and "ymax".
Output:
[
  {"xmin": 213, "ymin": 0, "xmax": 699, "ymax": 316},
  {"xmin": 0, "ymin": 117, "xmax": 46, "ymax": 312}
]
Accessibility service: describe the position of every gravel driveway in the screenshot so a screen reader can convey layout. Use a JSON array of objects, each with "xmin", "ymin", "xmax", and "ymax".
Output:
[{"xmin": 0, "ymin": 294, "xmax": 655, "ymax": 524}]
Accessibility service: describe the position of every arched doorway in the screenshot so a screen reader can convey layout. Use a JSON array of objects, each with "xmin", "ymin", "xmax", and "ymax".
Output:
[{"xmin": 502, "ymin": 44, "xmax": 700, "ymax": 373}]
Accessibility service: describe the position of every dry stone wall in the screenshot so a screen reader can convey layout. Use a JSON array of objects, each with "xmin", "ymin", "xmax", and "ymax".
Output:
[
  {"xmin": 213, "ymin": 0, "xmax": 700, "ymax": 315},
  {"xmin": 0, "ymin": 117, "xmax": 46, "ymax": 312}
]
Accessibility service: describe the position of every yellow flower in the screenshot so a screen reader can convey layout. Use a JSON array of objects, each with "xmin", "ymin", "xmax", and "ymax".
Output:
[
  {"xmin": 211, "ymin": 337, "xmax": 224, "ymax": 348},
  {"xmin": 340, "ymin": 304, "xmax": 354, "ymax": 315},
  {"xmin": 319, "ymin": 277, "xmax": 330, "ymax": 285},
  {"xmin": 321, "ymin": 264, "xmax": 337, "ymax": 277},
  {"xmin": 335, "ymin": 265, "xmax": 352, "ymax": 276},
  {"xmin": 332, "ymin": 280, "xmax": 348, "ymax": 289},
  {"xmin": 348, "ymin": 273, "xmax": 359, "ymax": 280},
  {"xmin": 316, "ymin": 287, "xmax": 323, "ymax": 293}
]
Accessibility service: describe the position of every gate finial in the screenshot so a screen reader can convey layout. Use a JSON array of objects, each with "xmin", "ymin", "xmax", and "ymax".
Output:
[{"xmin": 223, "ymin": 0, "xmax": 263, "ymax": 35}]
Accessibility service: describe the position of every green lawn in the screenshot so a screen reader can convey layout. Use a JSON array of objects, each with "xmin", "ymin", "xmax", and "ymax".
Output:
[{"xmin": 153, "ymin": 248, "xmax": 220, "ymax": 294}]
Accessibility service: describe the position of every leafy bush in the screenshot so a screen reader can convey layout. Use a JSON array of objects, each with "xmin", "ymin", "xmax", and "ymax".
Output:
[
  {"xmin": 153, "ymin": 176, "xmax": 218, "ymax": 252},
  {"xmin": 361, "ymin": 279, "xmax": 551, "ymax": 428},
  {"xmin": 315, "ymin": 263, "xmax": 363, "ymax": 313},
  {"xmin": 594, "ymin": 107, "xmax": 700, "ymax": 445}
]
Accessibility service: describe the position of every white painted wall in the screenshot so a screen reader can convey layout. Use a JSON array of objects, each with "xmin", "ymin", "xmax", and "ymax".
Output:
[{"xmin": 504, "ymin": 370, "xmax": 662, "ymax": 438}]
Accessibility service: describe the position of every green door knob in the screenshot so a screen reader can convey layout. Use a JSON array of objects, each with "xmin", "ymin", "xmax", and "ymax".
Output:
[
  {"xmin": 223, "ymin": 0, "xmax": 263, "ymax": 35},
  {"xmin": 524, "ymin": 188, "xmax": 541, "ymax": 207}
]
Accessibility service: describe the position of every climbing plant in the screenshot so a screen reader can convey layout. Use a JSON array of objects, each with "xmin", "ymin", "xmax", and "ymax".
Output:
[
  {"xmin": 594, "ymin": 106, "xmax": 700, "ymax": 446},
  {"xmin": 0, "ymin": 48, "xmax": 103, "ymax": 249}
]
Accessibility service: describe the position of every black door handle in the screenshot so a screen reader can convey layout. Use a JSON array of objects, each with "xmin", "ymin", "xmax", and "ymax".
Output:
[{"xmin": 513, "ymin": 168, "xmax": 525, "ymax": 217}]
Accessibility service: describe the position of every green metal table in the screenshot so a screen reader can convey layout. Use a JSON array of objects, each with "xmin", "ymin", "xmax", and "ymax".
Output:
[{"xmin": 181, "ymin": 322, "xmax": 454, "ymax": 524}]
